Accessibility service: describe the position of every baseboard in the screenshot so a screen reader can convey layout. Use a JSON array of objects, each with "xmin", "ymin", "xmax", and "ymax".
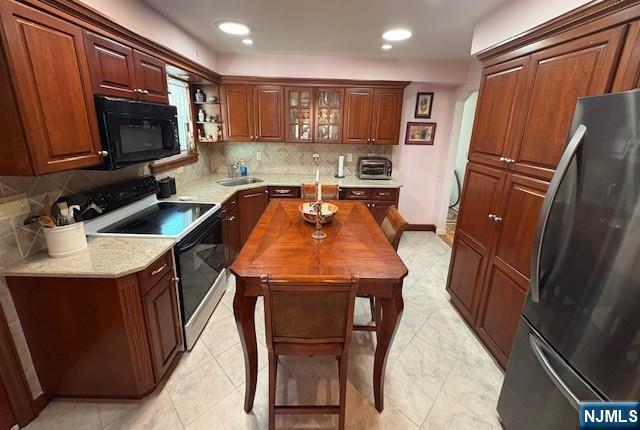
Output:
[{"xmin": 406, "ymin": 224, "xmax": 436, "ymax": 232}]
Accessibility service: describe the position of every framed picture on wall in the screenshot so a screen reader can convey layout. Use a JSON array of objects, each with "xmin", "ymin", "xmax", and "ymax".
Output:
[
  {"xmin": 414, "ymin": 92, "xmax": 434, "ymax": 118},
  {"xmin": 405, "ymin": 122, "xmax": 436, "ymax": 145}
]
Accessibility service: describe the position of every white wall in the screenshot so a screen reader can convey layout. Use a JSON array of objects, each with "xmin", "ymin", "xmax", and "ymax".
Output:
[
  {"xmin": 471, "ymin": 0, "xmax": 591, "ymax": 54},
  {"xmin": 453, "ymin": 92, "xmax": 478, "ymax": 187},
  {"xmin": 78, "ymin": 0, "xmax": 218, "ymax": 70},
  {"xmin": 392, "ymin": 84, "xmax": 456, "ymax": 225},
  {"xmin": 217, "ymin": 53, "xmax": 470, "ymax": 85}
]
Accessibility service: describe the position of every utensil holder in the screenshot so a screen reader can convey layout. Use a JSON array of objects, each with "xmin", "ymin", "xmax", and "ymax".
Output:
[{"xmin": 43, "ymin": 222, "xmax": 88, "ymax": 257}]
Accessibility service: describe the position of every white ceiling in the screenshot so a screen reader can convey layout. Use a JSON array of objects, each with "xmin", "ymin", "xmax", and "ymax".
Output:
[{"xmin": 142, "ymin": 0, "xmax": 509, "ymax": 60}]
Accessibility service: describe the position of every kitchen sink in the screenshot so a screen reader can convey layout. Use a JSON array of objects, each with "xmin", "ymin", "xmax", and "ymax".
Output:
[{"xmin": 216, "ymin": 177, "xmax": 264, "ymax": 186}]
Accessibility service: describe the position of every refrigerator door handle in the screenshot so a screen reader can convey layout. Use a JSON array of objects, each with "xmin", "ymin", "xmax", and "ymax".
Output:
[
  {"xmin": 530, "ymin": 124, "xmax": 587, "ymax": 302},
  {"xmin": 529, "ymin": 334, "xmax": 580, "ymax": 411}
]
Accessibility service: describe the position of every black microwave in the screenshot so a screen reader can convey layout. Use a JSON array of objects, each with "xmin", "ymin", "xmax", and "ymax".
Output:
[{"xmin": 94, "ymin": 96, "xmax": 180, "ymax": 169}]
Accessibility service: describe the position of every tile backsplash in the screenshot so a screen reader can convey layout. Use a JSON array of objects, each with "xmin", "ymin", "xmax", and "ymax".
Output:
[
  {"xmin": 207, "ymin": 142, "xmax": 392, "ymax": 176},
  {"xmin": 0, "ymin": 140, "xmax": 393, "ymax": 399}
]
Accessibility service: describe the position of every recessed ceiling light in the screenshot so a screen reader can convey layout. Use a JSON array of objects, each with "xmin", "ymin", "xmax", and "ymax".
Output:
[
  {"xmin": 381, "ymin": 44, "xmax": 392, "ymax": 50},
  {"xmin": 242, "ymin": 38, "xmax": 254, "ymax": 46},
  {"xmin": 217, "ymin": 21, "xmax": 250, "ymax": 35},
  {"xmin": 382, "ymin": 29, "xmax": 412, "ymax": 41}
]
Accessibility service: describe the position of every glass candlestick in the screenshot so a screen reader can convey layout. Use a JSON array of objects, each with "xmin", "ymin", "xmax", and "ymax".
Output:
[{"xmin": 311, "ymin": 200, "xmax": 327, "ymax": 240}]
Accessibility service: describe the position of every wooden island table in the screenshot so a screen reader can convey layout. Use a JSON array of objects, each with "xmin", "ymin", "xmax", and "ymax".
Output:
[{"xmin": 230, "ymin": 199, "xmax": 408, "ymax": 412}]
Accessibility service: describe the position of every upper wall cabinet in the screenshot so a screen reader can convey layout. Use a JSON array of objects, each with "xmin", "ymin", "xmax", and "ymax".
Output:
[
  {"xmin": 344, "ymin": 87, "xmax": 403, "ymax": 145},
  {"xmin": 85, "ymin": 31, "xmax": 169, "ymax": 104},
  {"xmin": 315, "ymin": 88, "xmax": 344, "ymax": 143},
  {"xmin": 222, "ymin": 80, "xmax": 406, "ymax": 144},
  {"xmin": 509, "ymin": 27, "xmax": 624, "ymax": 179},
  {"xmin": 222, "ymin": 84, "xmax": 283, "ymax": 142},
  {"xmin": 0, "ymin": 0, "xmax": 103, "ymax": 175}
]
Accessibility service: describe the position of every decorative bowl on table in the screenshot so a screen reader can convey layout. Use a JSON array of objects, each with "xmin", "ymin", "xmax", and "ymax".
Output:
[{"xmin": 298, "ymin": 202, "xmax": 338, "ymax": 224}]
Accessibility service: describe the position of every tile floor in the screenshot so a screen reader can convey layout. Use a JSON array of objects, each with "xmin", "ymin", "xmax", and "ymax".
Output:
[{"xmin": 24, "ymin": 232, "xmax": 504, "ymax": 430}]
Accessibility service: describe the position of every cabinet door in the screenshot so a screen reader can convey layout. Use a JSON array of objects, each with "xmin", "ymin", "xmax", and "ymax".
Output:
[
  {"xmin": 371, "ymin": 88, "xmax": 403, "ymax": 145},
  {"xmin": 0, "ymin": 379, "xmax": 16, "ymax": 430},
  {"xmin": 142, "ymin": 273, "xmax": 182, "ymax": 381},
  {"xmin": 238, "ymin": 187, "xmax": 269, "ymax": 244},
  {"xmin": 612, "ymin": 20, "xmax": 640, "ymax": 91},
  {"xmin": 446, "ymin": 163, "xmax": 505, "ymax": 324},
  {"xmin": 343, "ymin": 87, "xmax": 374, "ymax": 144},
  {"xmin": 369, "ymin": 200, "xmax": 396, "ymax": 225},
  {"xmin": 0, "ymin": 1, "xmax": 102, "ymax": 174},
  {"xmin": 253, "ymin": 85, "xmax": 283, "ymax": 142},
  {"xmin": 285, "ymin": 87, "xmax": 314, "ymax": 142},
  {"xmin": 511, "ymin": 27, "xmax": 624, "ymax": 180},
  {"xmin": 132, "ymin": 50, "xmax": 168, "ymax": 103},
  {"xmin": 222, "ymin": 85, "xmax": 254, "ymax": 141},
  {"xmin": 84, "ymin": 30, "xmax": 137, "ymax": 99},
  {"xmin": 475, "ymin": 174, "xmax": 548, "ymax": 368},
  {"xmin": 222, "ymin": 203, "xmax": 240, "ymax": 266},
  {"xmin": 315, "ymin": 88, "xmax": 343, "ymax": 143},
  {"xmin": 468, "ymin": 57, "xmax": 530, "ymax": 169}
]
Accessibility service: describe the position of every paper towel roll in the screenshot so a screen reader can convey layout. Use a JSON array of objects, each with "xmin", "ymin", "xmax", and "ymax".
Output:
[{"xmin": 337, "ymin": 155, "xmax": 345, "ymax": 177}]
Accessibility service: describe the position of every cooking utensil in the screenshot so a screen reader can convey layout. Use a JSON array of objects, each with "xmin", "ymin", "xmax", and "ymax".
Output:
[{"xmin": 38, "ymin": 216, "xmax": 56, "ymax": 228}]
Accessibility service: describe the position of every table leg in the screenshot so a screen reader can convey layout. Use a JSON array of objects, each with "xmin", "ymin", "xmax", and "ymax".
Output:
[
  {"xmin": 233, "ymin": 279, "xmax": 258, "ymax": 413},
  {"xmin": 373, "ymin": 282, "xmax": 404, "ymax": 412}
]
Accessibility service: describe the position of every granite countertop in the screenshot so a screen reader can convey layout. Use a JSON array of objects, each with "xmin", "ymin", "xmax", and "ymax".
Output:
[
  {"xmin": 2, "ymin": 236, "xmax": 175, "ymax": 279},
  {"xmin": 166, "ymin": 173, "xmax": 402, "ymax": 204},
  {"xmin": 2, "ymin": 174, "xmax": 402, "ymax": 278}
]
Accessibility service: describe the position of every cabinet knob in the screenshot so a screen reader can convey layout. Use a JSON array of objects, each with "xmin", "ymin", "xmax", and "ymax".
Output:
[
  {"xmin": 488, "ymin": 213, "xmax": 495, "ymax": 220},
  {"xmin": 227, "ymin": 215, "xmax": 235, "ymax": 221},
  {"xmin": 97, "ymin": 150, "xmax": 109, "ymax": 157},
  {"xmin": 506, "ymin": 158, "xmax": 515, "ymax": 164},
  {"xmin": 493, "ymin": 216, "xmax": 503, "ymax": 223},
  {"xmin": 371, "ymin": 203, "xmax": 376, "ymax": 207},
  {"xmin": 372, "ymin": 138, "xmax": 376, "ymax": 143},
  {"xmin": 499, "ymin": 157, "xmax": 507, "ymax": 162},
  {"xmin": 142, "ymin": 89, "xmax": 149, "ymax": 94}
]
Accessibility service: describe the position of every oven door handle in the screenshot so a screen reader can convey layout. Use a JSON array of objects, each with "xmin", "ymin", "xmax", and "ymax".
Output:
[{"xmin": 176, "ymin": 215, "xmax": 221, "ymax": 254}]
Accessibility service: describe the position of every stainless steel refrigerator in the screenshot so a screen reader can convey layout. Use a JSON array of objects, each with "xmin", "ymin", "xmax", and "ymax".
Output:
[{"xmin": 497, "ymin": 90, "xmax": 640, "ymax": 429}]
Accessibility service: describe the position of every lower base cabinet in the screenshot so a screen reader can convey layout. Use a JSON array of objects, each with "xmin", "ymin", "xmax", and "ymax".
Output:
[
  {"xmin": 6, "ymin": 252, "xmax": 182, "ymax": 399},
  {"xmin": 222, "ymin": 197, "xmax": 241, "ymax": 266},
  {"xmin": 447, "ymin": 163, "xmax": 548, "ymax": 368},
  {"xmin": 238, "ymin": 187, "xmax": 270, "ymax": 244},
  {"xmin": 340, "ymin": 187, "xmax": 400, "ymax": 225}
]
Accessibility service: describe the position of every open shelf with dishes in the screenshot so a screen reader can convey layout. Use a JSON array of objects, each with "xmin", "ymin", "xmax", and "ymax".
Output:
[{"xmin": 191, "ymin": 84, "xmax": 222, "ymax": 143}]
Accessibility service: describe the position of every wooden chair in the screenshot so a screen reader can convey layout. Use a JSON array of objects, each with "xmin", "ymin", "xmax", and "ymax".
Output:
[
  {"xmin": 261, "ymin": 274, "xmax": 359, "ymax": 430},
  {"xmin": 354, "ymin": 206, "xmax": 409, "ymax": 332},
  {"xmin": 301, "ymin": 183, "xmax": 340, "ymax": 200}
]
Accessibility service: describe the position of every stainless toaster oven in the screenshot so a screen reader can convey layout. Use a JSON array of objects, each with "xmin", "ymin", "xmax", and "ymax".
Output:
[{"xmin": 357, "ymin": 157, "xmax": 392, "ymax": 180}]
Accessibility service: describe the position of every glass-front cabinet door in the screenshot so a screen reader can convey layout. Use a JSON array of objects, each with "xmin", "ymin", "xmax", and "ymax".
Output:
[
  {"xmin": 285, "ymin": 87, "xmax": 314, "ymax": 142},
  {"xmin": 315, "ymin": 88, "xmax": 343, "ymax": 143}
]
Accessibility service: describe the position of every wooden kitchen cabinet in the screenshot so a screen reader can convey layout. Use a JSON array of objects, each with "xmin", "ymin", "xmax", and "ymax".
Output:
[
  {"xmin": 371, "ymin": 88, "xmax": 403, "ymax": 145},
  {"xmin": 84, "ymin": 30, "xmax": 137, "ymax": 99},
  {"xmin": 509, "ymin": 27, "xmax": 624, "ymax": 180},
  {"xmin": 446, "ymin": 163, "xmax": 505, "ymax": 324},
  {"xmin": 253, "ymin": 85, "xmax": 284, "ymax": 142},
  {"xmin": 85, "ymin": 31, "xmax": 168, "ymax": 103},
  {"xmin": 6, "ymin": 252, "xmax": 182, "ymax": 398},
  {"xmin": 132, "ymin": 49, "xmax": 168, "ymax": 103},
  {"xmin": 238, "ymin": 187, "xmax": 270, "ymax": 244},
  {"xmin": 468, "ymin": 57, "xmax": 530, "ymax": 169},
  {"xmin": 142, "ymin": 272, "xmax": 182, "ymax": 380},
  {"xmin": 222, "ymin": 84, "xmax": 254, "ymax": 141},
  {"xmin": 613, "ymin": 20, "xmax": 640, "ymax": 91},
  {"xmin": 222, "ymin": 197, "xmax": 241, "ymax": 266},
  {"xmin": 339, "ymin": 187, "xmax": 399, "ymax": 225},
  {"xmin": 315, "ymin": 88, "xmax": 344, "ymax": 143},
  {"xmin": 285, "ymin": 87, "xmax": 314, "ymax": 142},
  {"xmin": 222, "ymin": 84, "xmax": 283, "ymax": 142},
  {"xmin": 343, "ymin": 87, "xmax": 403, "ymax": 145},
  {"xmin": 343, "ymin": 88, "xmax": 373, "ymax": 144},
  {"xmin": 474, "ymin": 174, "xmax": 548, "ymax": 367},
  {"xmin": 0, "ymin": 0, "xmax": 103, "ymax": 175}
]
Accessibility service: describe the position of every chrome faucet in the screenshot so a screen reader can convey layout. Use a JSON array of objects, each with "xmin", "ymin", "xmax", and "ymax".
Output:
[{"xmin": 228, "ymin": 162, "xmax": 239, "ymax": 178}]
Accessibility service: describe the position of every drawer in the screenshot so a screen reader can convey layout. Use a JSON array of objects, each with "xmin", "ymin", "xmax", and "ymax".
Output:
[
  {"xmin": 371, "ymin": 188, "xmax": 398, "ymax": 201},
  {"xmin": 269, "ymin": 186, "xmax": 301, "ymax": 198},
  {"xmin": 138, "ymin": 251, "xmax": 173, "ymax": 296},
  {"xmin": 343, "ymin": 188, "xmax": 371, "ymax": 200}
]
